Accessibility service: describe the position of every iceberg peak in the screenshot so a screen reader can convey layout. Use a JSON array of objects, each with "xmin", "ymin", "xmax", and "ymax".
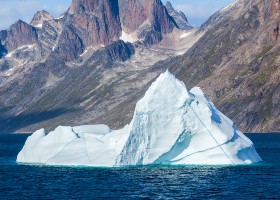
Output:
[
  {"xmin": 137, "ymin": 70, "xmax": 191, "ymax": 112},
  {"xmin": 155, "ymin": 69, "xmax": 182, "ymax": 86},
  {"xmin": 17, "ymin": 72, "xmax": 262, "ymax": 167}
]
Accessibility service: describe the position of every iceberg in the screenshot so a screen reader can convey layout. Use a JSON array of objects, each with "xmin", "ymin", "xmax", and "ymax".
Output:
[{"xmin": 17, "ymin": 71, "xmax": 262, "ymax": 166}]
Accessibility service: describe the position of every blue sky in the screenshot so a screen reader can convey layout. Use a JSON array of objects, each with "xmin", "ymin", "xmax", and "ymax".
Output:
[
  {"xmin": 0, "ymin": 0, "xmax": 234, "ymax": 30},
  {"xmin": 165, "ymin": 0, "xmax": 234, "ymax": 27}
]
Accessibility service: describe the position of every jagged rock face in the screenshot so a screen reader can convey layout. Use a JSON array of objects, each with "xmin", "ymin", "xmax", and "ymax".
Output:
[
  {"xmin": 51, "ymin": 0, "xmax": 178, "ymax": 59},
  {"xmin": 0, "ymin": 20, "xmax": 38, "ymax": 52},
  {"xmin": 44, "ymin": 0, "xmax": 123, "ymax": 61},
  {"xmin": 165, "ymin": 1, "xmax": 192, "ymax": 30},
  {"xmin": 38, "ymin": 20, "xmax": 63, "ymax": 57},
  {"xmin": 54, "ymin": 25, "xmax": 84, "ymax": 61},
  {"xmin": 69, "ymin": 0, "xmax": 121, "ymax": 46},
  {"xmin": 149, "ymin": 0, "xmax": 176, "ymax": 33},
  {"xmin": 118, "ymin": 0, "xmax": 149, "ymax": 33},
  {"xmin": 142, "ymin": 31, "xmax": 163, "ymax": 45},
  {"xmin": 118, "ymin": 0, "xmax": 175, "ymax": 43},
  {"xmin": 30, "ymin": 10, "xmax": 54, "ymax": 28},
  {"xmin": 104, "ymin": 40, "xmax": 135, "ymax": 62},
  {"xmin": 70, "ymin": 0, "xmax": 118, "ymax": 14},
  {"xmin": 0, "ymin": 0, "xmax": 181, "ymax": 62},
  {"xmin": 86, "ymin": 40, "xmax": 135, "ymax": 62}
]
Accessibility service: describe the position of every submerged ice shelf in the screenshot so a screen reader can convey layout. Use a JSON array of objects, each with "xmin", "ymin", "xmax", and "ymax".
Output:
[{"xmin": 17, "ymin": 71, "xmax": 262, "ymax": 166}]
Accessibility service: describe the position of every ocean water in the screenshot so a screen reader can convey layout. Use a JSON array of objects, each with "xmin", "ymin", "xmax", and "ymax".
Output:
[{"xmin": 0, "ymin": 134, "xmax": 280, "ymax": 199}]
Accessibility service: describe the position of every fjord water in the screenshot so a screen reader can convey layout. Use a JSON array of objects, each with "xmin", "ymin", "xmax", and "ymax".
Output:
[{"xmin": 0, "ymin": 134, "xmax": 280, "ymax": 199}]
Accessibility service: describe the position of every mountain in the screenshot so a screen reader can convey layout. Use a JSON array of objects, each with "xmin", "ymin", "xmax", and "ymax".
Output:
[
  {"xmin": 169, "ymin": 0, "xmax": 280, "ymax": 132},
  {"xmin": 30, "ymin": 10, "xmax": 54, "ymax": 28},
  {"xmin": 0, "ymin": 20, "xmax": 38, "ymax": 52},
  {"xmin": 17, "ymin": 71, "xmax": 262, "ymax": 166},
  {"xmin": 0, "ymin": 0, "xmax": 197, "ymax": 133},
  {"xmin": 0, "ymin": 0, "xmax": 187, "ymax": 63},
  {"xmin": 165, "ymin": 1, "xmax": 193, "ymax": 30},
  {"xmin": 0, "ymin": 0, "xmax": 279, "ymax": 133}
]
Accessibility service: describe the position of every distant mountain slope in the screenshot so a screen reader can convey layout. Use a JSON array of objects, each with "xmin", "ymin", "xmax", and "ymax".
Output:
[
  {"xmin": 165, "ymin": 1, "xmax": 193, "ymax": 30},
  {"xmin": 0, "ymin": 0, "xmax": 196, "ymax": 133},
  {"xmin": 169, "ymin": 0, "xmax": 280, "ymax": 132},
  {"xmin": 96, "ymin": 0, "xmax": 280, "ymax": 133}
]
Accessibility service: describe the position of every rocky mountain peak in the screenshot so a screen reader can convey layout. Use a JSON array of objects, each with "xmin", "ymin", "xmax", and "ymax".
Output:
[
  {"xmin": 0, "ymin": 0, "xmax": 190, "ymax": 62},
  {"xmin": 52, "ymin": 0, "xmax": 181, "ymax": 60},
  {"xmin": 0, "ymin": 20, "xmax": 38, "ymax": 52},
  {"xmin": 165, "ymin": 1, "xmax": 192, "ymax": 30},
  {"xmin": 68, "ymin": 0, "xmax": 121, "ymax": 45},
  {"xmin": 165, "ymin": 1, "xmax": 172, "ymax": 8},
  {"xmin": 69, "ymin": 0, "xmax": 119, "ymax": 15},
  {"xmin": 30, "ymin": 10, "xmax": 54, "ymax": 28},
  {"xmin": 118, "ymin": 0, "xmax": 176, "ymax": 44}
]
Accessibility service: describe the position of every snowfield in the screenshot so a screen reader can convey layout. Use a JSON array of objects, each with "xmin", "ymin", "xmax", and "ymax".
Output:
[{"xmin": 17, "ymin": 71, "xmax": 262, "ymax": 167}]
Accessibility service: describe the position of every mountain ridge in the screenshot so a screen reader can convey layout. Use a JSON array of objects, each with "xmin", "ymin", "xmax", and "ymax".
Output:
[
  {"xmin": 170, "ymin": 0, "xmax": 280, "ymax": 132},
  {"xmin": 0, "ymin": 0, "xmax": 191, "ymax": 63},
  {"xmin": 0, "ymin": 0, "xmax": 279, "ymax": 133}
]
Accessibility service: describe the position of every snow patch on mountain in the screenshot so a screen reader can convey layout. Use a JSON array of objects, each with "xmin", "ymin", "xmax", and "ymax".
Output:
[
  {"xmin": 34, "ymin": 23, "xmax": 43, "ymax": 28},
  {"xmin": 180, "ymin": 32, "xmax": 191, "ymax": 39},
  {"xmin": 17, "ymin": 71, "xmax": 262, "ymax": 167},
  {"xmin": 120, "ymin": 31, "xmax": 136, "ymax": 43},
  {"xmin": 5, "ymin": 44, "xmax": 35, "ymax": 58}
]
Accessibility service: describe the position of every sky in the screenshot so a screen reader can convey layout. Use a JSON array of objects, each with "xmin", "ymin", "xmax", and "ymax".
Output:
[
  {"xmin": 165, "ymin": 0, "xmax": 234, "ymax": 27},
  {"xmin": 0, "ymin": 0, "xmax": 234, "ymax": 30}
]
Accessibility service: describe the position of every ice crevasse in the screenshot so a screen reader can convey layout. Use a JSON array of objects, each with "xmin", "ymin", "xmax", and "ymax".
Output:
[{"xmin": 17, "ymin": 71, "xmax": 262, "ymax": 166}]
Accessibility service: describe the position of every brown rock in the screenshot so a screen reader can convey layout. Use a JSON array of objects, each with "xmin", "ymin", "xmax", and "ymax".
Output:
[
  {"xmin": 271, "ymin": 0, "xmax": 280, "ymax": 13},
  {"xmin": 69, "ymin": 0, "xmax": 121, "ymax": 47},
  {"xmin": 0, "ymin": 20, "xmax": 38, "ymax": 52},
  {"xmin": 118, "ymin": 0, "xmax": 175, "ymax": 36}
]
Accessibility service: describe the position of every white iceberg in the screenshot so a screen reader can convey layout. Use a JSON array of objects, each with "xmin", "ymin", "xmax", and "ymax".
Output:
[{"xmin": 17, "ymin": 71, "xmax": 262, "ymax": 166}]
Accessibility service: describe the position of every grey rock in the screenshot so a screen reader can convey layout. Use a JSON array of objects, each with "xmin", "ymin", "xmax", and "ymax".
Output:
[
  {"xmin": 0, "ymin": 20, "xmax": 38, "ymax": 52},
  {"xmin": 30, "ymin": 10, "xmax": 54, "ymax": 28},
  {"xmin": 165, "ymin": 1, "xmax": 193, "ymax": 30}
]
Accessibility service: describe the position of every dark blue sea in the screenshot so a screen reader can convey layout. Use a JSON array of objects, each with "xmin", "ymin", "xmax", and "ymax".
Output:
[{"xmin": 0, "ymin": 134, "xmax": 280, "ymax": 199}]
